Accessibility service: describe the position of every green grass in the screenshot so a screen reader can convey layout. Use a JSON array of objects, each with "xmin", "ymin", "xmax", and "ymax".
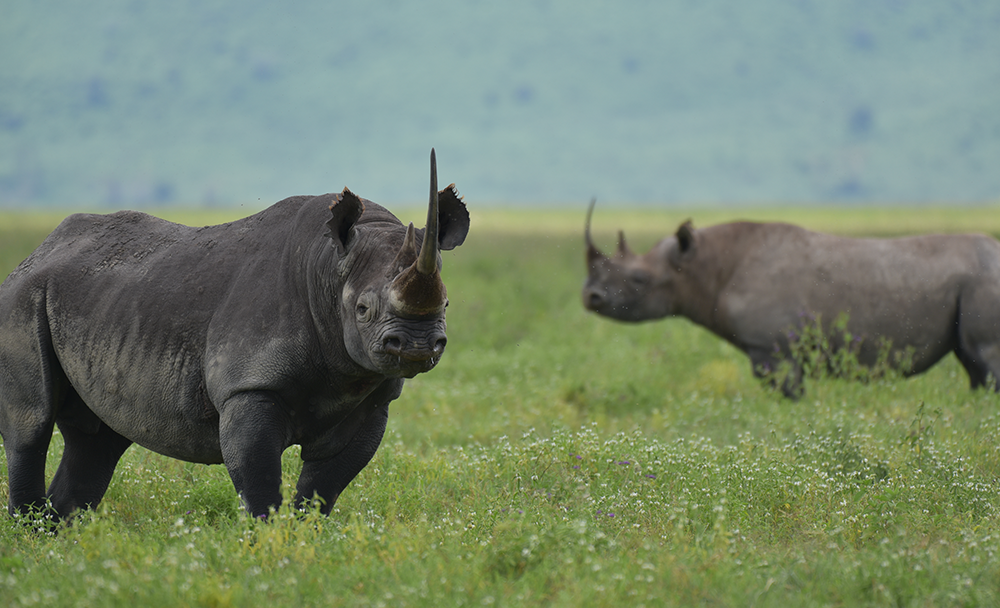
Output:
[{"xmin": 3, "ymin": 206, "xmax": 1000, "ymax": 606}]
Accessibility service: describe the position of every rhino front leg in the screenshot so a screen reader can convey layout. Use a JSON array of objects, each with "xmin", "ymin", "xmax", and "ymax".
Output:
[
  {"xmin": 747, "ymin": 348, "xmax": 804, "ymax": 400},
  {"xmin": 294, "ymin": 403, "xmax": 389, "ymax": 515},
  {"xmin": 218, "ymin": 393, "xmax": 292, "ymax": 518},
  {"xmin": 47, "ymin": 419, "xmax": 132, "ymax": 519}
]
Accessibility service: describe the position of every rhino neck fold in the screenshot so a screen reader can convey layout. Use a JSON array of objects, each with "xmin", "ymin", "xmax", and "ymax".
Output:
[{"xmin": 665, "ymin": 228, "xmax": 743, "ymax": 335}]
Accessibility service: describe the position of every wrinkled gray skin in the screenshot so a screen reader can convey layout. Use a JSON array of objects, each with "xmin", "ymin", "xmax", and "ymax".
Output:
[
  {"xmin": 0, "ymin": 151, "xmax": 469, "ymax": 520},
  {"xmin": 582, "ymin": 201, "xmax": 1000, "ymax": 398}
]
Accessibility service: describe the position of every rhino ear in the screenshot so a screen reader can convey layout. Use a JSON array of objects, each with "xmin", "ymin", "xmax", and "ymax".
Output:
[
  {"xmin": 326, "ymin": 188, "xmax": 365, "ymax": 251},
  {"xmin": 676, "ymin": 219, "xmax": 695, "ymax": 253},
  {"xmin": 436, "ymin": 184, "xmax": 470, "ymax": 251}
]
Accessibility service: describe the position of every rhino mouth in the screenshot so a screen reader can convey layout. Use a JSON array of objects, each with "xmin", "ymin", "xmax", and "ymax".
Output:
[
  {"xmin": 371, "ymin": 330, "xmax": 447, "ymax": 377},
  {"xmin": 583, "ymin": 284, "xmax": 624, "ymax": 315},
  {"xmin": 582, "ymin": 286, "xmax": 608, "ymax": 312},
  {"xmin": 373, "ymin": 352, "xmax": 441, "ymax": 378}
]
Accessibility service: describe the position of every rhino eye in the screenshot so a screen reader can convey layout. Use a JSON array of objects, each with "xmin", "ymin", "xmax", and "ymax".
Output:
[
  {"xmin": 356, "ymin": 295, "xmax": 376, "ymax": 322},
  {"xmin": 629, "ymin": 273, "xmax": 650, "ymax": 288}
]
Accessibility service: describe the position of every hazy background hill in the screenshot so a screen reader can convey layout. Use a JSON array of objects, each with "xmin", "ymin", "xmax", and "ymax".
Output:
[{"xmin": 2, "ymin": 0, "xmax": 998, "ymax": 209}]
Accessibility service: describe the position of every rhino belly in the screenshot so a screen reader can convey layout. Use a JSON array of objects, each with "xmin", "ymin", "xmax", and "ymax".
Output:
[
  {"xmin": 54, "ymin": 330, "xmax": 224, "ymax": 464},
  {"xmin": 39, "ymin": 267, "xmax": 227, "ymax": 462},
  {"xmin": 853, "ymin": 321, "xmax": 957, "ymax": 374},
  {"xmin": 819, "ymin": 300, "xmax": 958, "ymax": 374},
  {"xmin": 72, "ymin": 373, "xmax": 223, "ymax": 464},
  {"xmin": 726, "ymin": 296, "xmax": 958, "ymax": 373}
]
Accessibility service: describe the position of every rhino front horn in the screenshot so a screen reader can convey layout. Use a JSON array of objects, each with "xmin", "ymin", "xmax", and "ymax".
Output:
[
  {"xmin": 585, "ymin": 198, "xmax": 607, "ymax": 263},
  {"xmin": 417, "ymin": 149, "xmax": 440, "ymax": 275},
  {"xmin": 585, "ymin": 198, "xmax": 597, "ymax": 250},
  {"xmin": 388, "ymin": 149, "xmax": 448, "ymax": 317}
]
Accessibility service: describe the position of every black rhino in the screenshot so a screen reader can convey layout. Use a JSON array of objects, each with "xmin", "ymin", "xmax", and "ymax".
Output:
[{"xmin": 0, "ymin": 150, "xmax": 468, "ymax": 520}]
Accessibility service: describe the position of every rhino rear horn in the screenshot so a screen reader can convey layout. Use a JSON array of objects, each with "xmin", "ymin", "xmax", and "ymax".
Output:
[
  {"xmin": 616, "ymin": 230, "xmax": 633, "ymax": 258},
  {"xmin": 390, "ymin": 222, "xmax": 419, "ymax": 271}
]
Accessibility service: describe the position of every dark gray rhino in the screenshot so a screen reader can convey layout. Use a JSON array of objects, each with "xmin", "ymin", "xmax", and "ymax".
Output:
[
  {"xmin": 0, "ymin": 150, "xmax": 469, "ymax": 520},
  {"xmin": 582, "ymin": 200, "xmax": 1000, "ymax": 398}
]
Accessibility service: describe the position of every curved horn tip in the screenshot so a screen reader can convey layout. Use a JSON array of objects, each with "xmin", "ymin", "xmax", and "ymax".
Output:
[
  {"xmin": 428, "ymin": 150, "xmax": 439, "ymax": 211},
  {"xmin": 418, "ymin": 149, "xmax": 441, "ymax": 275},
  {"xmin": 585, "ymin": 197, "xmax": 597, "ymax": 247}
]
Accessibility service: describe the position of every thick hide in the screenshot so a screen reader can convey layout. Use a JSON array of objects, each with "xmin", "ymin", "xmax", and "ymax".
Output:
[
  {"xmin": 0, "ymin": 151, "xmax": 469, "ymax": 520},
  {"xmin": 583, "ymin": 203, "xmax": 1000, "ymax": 398}
]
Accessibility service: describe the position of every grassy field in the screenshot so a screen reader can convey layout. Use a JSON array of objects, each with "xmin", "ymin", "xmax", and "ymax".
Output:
[{"xmin": 2, "ymin": 205, "xmax": 1000, "ymax": 606}]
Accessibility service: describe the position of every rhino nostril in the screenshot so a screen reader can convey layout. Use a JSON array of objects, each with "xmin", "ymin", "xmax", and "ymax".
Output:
[
  {"xmin": 383, "ymin": 336, "xmax": 403, "ymax": 354},
  {"xmin": 586, "ymin": 291, "xmax": 604, "ymax": 309},
  {"xmin": 433, "ymin": 336, "xmax": 447, "ymax": 355}
]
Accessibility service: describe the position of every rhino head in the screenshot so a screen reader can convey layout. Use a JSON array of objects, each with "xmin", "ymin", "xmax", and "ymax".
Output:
[
  {"xmin": 326, "ymin": 150, "xmax": 469, "ymax": 378},
  {"xmin": 582, "ymin": 199, "xmax": 696, "ymax": 322}
]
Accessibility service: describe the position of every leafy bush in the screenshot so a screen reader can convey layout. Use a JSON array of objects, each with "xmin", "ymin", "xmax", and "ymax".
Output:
[{"xmin": 767, "ymin": 311, "xmax": 916, "ymax": 397}]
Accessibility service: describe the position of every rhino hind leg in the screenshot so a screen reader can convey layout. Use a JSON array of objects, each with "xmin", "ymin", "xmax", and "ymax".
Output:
[
  {"xmin": 955, "ymin": 343, "xmax": 1000, "ymax": 391},
  {"xmin": 47, "ymin": 415, "xmax": 133, "ymax": 519},
  {"xmin": 955, "ymin": 293, "xmax": 1000, "ymax": 391},
  {"xmin": 747, "ymin": 348, "xmax": 804, "ymax": 400},
  {"xmin": 0, "ymin": 329, "xmax": 59, "ymax": 518}
]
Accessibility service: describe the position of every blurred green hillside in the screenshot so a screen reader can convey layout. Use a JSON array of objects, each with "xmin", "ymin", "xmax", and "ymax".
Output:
[{"xmin": 1, "ymin": 1, "xmax": 998, "ymax": 208}]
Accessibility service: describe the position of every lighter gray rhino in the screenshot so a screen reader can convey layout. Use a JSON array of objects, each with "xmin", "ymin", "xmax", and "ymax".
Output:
[{"xmin": 582, "ymin": 201, "xmax": 1000, "ymax": 397}]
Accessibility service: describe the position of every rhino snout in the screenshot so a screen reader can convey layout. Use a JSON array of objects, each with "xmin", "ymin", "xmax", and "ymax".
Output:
[
  {"xmin": 381, "ymin": 331, "xmax": 447, "ymax": 361},
  {"xmin": 583, "ymin": 286, "xmax": 606, "ymax": 311}
]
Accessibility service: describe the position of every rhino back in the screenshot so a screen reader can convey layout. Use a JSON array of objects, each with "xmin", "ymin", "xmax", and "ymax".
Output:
[
  {"xmin": 709, "ymin": 224, "xmax": 995, "ymax": 368},
  {"xmin": 0, "ymin": 198, "xmax": 328, "ymax": 461}
]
